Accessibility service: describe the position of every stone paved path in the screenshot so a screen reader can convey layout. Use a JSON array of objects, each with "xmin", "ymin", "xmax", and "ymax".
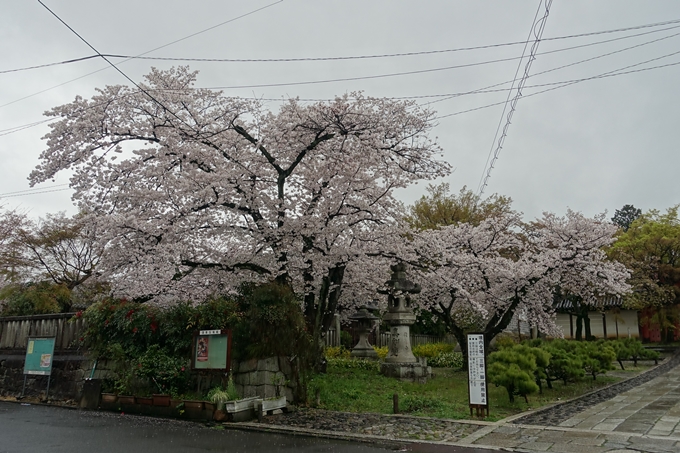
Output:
[{"xmin": 556, "ymin": 362, "xmax": 680, "ymax": 437}]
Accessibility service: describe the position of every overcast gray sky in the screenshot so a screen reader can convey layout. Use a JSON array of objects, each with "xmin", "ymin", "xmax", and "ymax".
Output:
[{"xmin": 1, "ymin": 0, "xmax": 678, "ymax": 221}]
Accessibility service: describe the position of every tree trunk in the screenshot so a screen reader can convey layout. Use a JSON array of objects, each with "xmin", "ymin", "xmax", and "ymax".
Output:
[{"xmin": 575, "ymin": 316, "xmax": 583, "ymax": 341}]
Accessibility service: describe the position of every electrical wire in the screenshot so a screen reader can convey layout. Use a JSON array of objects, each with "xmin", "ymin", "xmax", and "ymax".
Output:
[
  {"xmin": 0, "ymin": 184, "xmax": 69, "ymax": 197},
  {"xmin": 0, "ymin": 188, "xmax": 71, "ymax": 199},
  {"xmin": 478, "ymin": 0, "xmax": 552, "ymax": 198},
  {"xmin": 434, "ymin": 58, "xmax": 680, "ymax": 120},
  {"xmin": 426, "ymin": 27, "xmax": 680, "ymax": 107},
  {"xmin": 4, "ymin": 48, "xmax": 680, "ymax": 139},
  {"xmin": 0, "ymin": 1, "xmax": 284, "ymax": 109},
  {"xmin": 4, "ymin": 17, "xmax": 680, "ymax": 74},
  {"xmin": 478, "ymin": 0, "xmax": 552, "ymax": 196}
]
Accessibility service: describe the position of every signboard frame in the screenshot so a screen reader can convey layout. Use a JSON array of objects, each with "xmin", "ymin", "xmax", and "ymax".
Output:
[
  {"xmin": 467, "ymin": 333, "xmax": 489, "ymax": 418},
  {"xmin": 190, "ymin": 329, "xmax": 232, "ymax": 371},
  {"xmin": 22, "ymin": 336, "xmax": 57, "ymax": 399}
]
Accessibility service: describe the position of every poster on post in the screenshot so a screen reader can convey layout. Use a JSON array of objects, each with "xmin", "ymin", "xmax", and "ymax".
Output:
[
  {"xmin": 24, "ymin": 337, "xmax": 56, "ymax": 376},
  {"xmin": 191, "ymin": 329, "xmax": 231, "ymax": 371},
  {"xmin": 467, "ymin": 333, "xmax": 489, "ymax": 417}
]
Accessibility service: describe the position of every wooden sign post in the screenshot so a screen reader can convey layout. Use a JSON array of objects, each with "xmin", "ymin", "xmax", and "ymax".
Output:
[
  {"xmin": 191, "ymin": 329, "xmax": 232, "ymax": 371},
  {"xmin": 467, "ymin": 333, "xmax": 489, "ymax": 418},
  {"xmin": 22, "ymin": 336, "xmax": 56, "ymax": 400}
]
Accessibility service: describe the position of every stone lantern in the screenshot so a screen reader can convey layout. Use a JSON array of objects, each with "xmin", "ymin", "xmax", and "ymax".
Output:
[
  {"xmin": 349, "ymin": 305, "xmax": 379, "ymax": 360},
  {"xmin": 379, "ymin": 263, "xmax": 431, "ymax": 381}
]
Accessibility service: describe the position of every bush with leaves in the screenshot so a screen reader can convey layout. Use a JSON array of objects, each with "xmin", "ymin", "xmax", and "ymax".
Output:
[
  {"xmin": 325, "ymin": 346, "xmax": 351, "ymax": 359},
  {"xmin": 0, "ymin": 281, "xmax": 71, "ymax": 316},
  {"xmin": 401, "ymin": 394, "xmax": 446, "ymax": 413},
  {"xmin": 373, "ymin": 346, "xmax": 388, "ymax": 359},
  {"xmin": 81, "ymin": 296, "xmax": 240, "ymax": 396},
  {"xmin": 539, "ymin": 339, "xmax": 585, "ymax": 385},
  {"xmin": 412, "ymin": 342, "xmax": 454, "ymax": 358},
  {"xmin": 488, "ymin": 345, "xmax": 539, "ymax": 403},
  {"xmin": 428, "ymin": 352, "xmax": 464, "ymax": 369},
  {"xmin": 326, "ymin": 357, "xmax": 380, "ymax": 372},
  {"xmin": 136, "ymin": 345, "xmax": 190, "ymax": 396},
  {"xmin": 579, "ymin": 341, "xmax": 616, "ymax": 380},
  {"xmin": 621, "ymin": 337, "xmax": 660, "ymax": 366}
]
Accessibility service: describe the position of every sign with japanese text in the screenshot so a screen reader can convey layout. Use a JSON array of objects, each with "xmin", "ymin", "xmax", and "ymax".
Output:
[
  {"xmin": 191, "ymin": 329, "xmax": 232, "ymax": 371},
  {"xmin": 467, "ymin": 333, "xmax": 488, "ymax": 408},
  {"xmin": 23, "ymin": 337, "xmax": 56, "ymax": 376}
]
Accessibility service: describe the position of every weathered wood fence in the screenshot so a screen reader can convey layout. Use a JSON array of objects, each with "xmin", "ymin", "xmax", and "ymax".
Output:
[
  {"xmin": 325, "ymin": 327, "xmax": 455, "ymax": 348},
  {"xmin": 0, "ymin": 313, "xmax": 85, "ymax": 353}
]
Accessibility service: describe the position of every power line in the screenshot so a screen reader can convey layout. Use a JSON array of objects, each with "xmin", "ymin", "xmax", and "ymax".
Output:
[
  {"xmin": 4, "ymin": 17, "xmax": 680, "ymax": 74},
  {"xmin": 0, "ymin": 184, "xmax": 69, "ymax": 197},
  {"xmin": 478, "ymin": 0, "xmax": 553, "ymax": 196},
  {"xmin": 435, "ymin": 58, "xmax": 680, "ymax": 120},
  {"xmin": 0, "ymin": 55, "xmax": 99, "ymax": 75},
  {"xmin": 4, "ymin": 45, "xmax": 680, "ymax": 140},
  {"xmin": 0, "ymin": 187, "xmax": 71, "ymax": 199},
  {"xmin": 0, "ymin": 1, "xmax": 283, "ymax": 109},
  {"xmin": 426, "ymin": 27, "xmax": 680, "ymax": 107}
]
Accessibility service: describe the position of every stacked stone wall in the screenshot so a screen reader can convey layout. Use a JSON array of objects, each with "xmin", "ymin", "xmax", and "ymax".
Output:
[
  {"xmin": 232, "ymin": 356, "xmax": 295, "ymax": 403},
  {"xmin": 0, "ymin": 355, "xmax": 93, "ymax": 400}
]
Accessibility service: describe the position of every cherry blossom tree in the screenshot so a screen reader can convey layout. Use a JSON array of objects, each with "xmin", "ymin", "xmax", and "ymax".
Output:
[
  {"xmin": 412, "ymin": 209, "xmax": 630, "ymax": 363},
  {"xmin": 29, "ymin": 67, "xmax": 450, "ymax": 342}
]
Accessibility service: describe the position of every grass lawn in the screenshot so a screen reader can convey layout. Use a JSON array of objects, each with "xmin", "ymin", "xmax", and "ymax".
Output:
[{"xmin": 308, "ymin": 363, "xmax": 651, "ymax": 422}]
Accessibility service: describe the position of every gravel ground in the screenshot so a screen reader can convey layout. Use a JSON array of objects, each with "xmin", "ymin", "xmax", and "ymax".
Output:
[
  {"xmin": 511, "ymin": 351, "xmax": 680, "ymax": 426},
  {"xmin": 261, "ymin": 408, "xmax": 482, "ymax": 442}
]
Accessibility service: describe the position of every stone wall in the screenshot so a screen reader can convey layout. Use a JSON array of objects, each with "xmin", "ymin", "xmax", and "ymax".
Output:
[
  {"xmin": 0, "ymin": 354, "xmax": 93, "ymax": 400},
  {"xmin": 232, "ymin": 356, "xmax": 295, "ymax": 403},
  {"xmin": 0, "ymin": 313, "xmax": 91, "ymax": 401}
]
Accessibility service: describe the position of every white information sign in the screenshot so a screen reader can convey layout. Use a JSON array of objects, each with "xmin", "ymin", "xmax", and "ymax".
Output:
[
  {"xmin": 199, "ymin": 329, "xmax": 221, "ymax": 335},
  {"xmin": 467, "ymin": 334, "xmax": 487, "ymax": 406}
]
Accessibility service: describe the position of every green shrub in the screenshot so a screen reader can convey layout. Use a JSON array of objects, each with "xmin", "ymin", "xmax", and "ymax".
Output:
[
  {"xmin": 620, "ymin": 338, "xmax": 660, "ymax": 366},
  {"xmin": 326, "ymin": 357, "xmax": 380, "ymax": 372},
  {"xmin": 492, "ymin": 334, "xmax": 517, "ymax": 351},
  {"xmin": 325, "ymin": 346, "xmax": 351, "ymax": 359},
  {"xmin": 412, "ymin": 342, "xmax": 454, "ymax": 358},
  {"xmin": 579, "ymin": 341, "xmax": 616, "ymax": 380},
  {"xmin": 0, "ymin": 281, "xmax": 71, "ymax": 316},
  {"xmin": 340, "ymin": 330, "xmax": 353, "ymax": 349},
  {"xmin": 401, "ymin": 394, "xmax": 446, "ymax": 413},
  {"xmin": 136, "ymin": 345, "xmax": 190, "ymax": 396},
  {"xmin": 373, "ymin": 346, "xmax": 388, "ymax": 359},
  {"xmin": 80, "ymin": 296, "xmax": 241, "ymax": 397},
  {"xmin": 488, "ymin": 345, "xmax": 539, "ymax": 403},
  {"xmin": 543, "ymin": 340, "xmax": 584, "ymax": 385},
  {"xmin": 428, "ymin": 352, "xmax": 464, "ymax": 369}
]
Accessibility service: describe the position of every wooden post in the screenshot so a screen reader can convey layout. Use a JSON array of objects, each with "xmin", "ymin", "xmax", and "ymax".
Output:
[{"xmin": 393, "ymin": 393, "xmax": 399, "ymax": 414}]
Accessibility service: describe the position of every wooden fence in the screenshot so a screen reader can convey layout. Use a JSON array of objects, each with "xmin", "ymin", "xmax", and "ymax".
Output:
[
  {"xmin": 0, "ymin": 313, "xmax": 85, "ymax": 353},
  {"xmin": 325, "ymin": 328, "xmax": 455, "ymax": 348}
]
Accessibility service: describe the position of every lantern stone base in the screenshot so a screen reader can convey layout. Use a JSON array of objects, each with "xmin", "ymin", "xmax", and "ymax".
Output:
[
  {"xmin": 380, "ymin": 357, "xmax": 432, "ymax": 382},
  {"xmin": 350, "ymin": 345, "xmax": 379, "ymax": 360}
]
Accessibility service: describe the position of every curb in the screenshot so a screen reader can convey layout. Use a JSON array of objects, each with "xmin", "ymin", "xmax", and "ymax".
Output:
[{"xmin": 223, "ymin": 420, "xmax": 506, "ymax": 452}]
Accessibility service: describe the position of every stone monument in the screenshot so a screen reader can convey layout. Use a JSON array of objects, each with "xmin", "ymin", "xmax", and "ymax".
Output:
[
  {"xmin": 379, "ymin": 263, "xmax": 431, "ymax": 381},
  {"xmin": 349, "ymin": 305, "xmax": 379, "ymax": 360}
]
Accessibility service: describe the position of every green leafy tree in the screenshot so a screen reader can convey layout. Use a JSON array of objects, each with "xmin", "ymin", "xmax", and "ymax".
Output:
[
  {"xmin": 608, "ymin": 206, "xmax": 680, "ymax": 341},
  {"xmin": 542, "ymin": 339, "xmax": 585, "ymax": 385},
  {"xmin": 579, "ymin": 341, "xmax": 616, "ymax": 380},
  {"xmin": 0, "ymin": 281, "xmax": 71, "ymax": 316},
  {"xmin": 609, "ymin": 206, "xmax": 680, "ymax": 307},
  {"xmin": 611, "ymin": 204, "xmax": 642, "ymax": 231},
  {"xmin": 405, "ymin": 183, "xmax": 513, "ymax": 230},
  {"xmin": 621, "ymin": 337, "xmax": 659, "ymax": 366},
  {"xmin": 488, "ymin": 345, "xmax": 539, "ymax": 403},
  {"xmin": 609, "ymin": 339, "xmax": 633, "ymax": 370}
]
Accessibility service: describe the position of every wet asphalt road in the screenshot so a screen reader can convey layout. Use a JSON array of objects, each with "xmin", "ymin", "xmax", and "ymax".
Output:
[{"xmin": 0, "ymin": 402, "xmax": 492, "ymax": 453}]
